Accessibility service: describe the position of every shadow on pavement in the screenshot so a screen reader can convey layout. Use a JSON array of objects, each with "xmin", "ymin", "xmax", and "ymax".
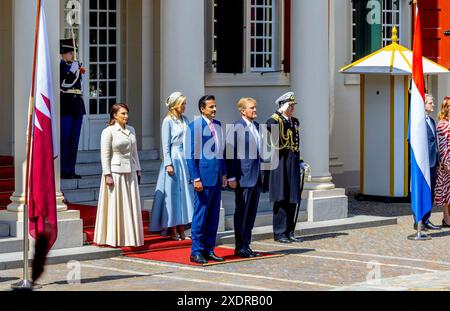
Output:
[
  {"xmin": 270, "ymin": 248, "xmax": 315, "ymax": 255},
  {"xmin": 0, "ymin": 277, "xmax": 20, "ymax": 283},
  {"xmin": 302, "ymin": 232, "xmax": 348, "ymax": 241},
  {"xmin": 429, "ymin": 230, "xmax": 450, "ymax": 238},
  {"xmin": 45, "ymin": 271, "xmax": 176, "ymax": 287}
]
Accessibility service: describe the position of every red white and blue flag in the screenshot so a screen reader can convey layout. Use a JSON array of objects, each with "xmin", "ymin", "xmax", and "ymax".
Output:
[
  {"xmin": 409, "ymin": 2, "xmax": 432, "ymax": 223},
  {"xmin": 29, "ymin": 0, "xmax": 58, "ymax": 253}
]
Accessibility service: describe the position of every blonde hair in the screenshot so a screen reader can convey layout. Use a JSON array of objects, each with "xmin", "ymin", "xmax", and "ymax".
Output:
[
  {"xmin": 438, "ymin": 96, "xmax": 450, "ymax": 121},
  {"xmin": 167, "ymin": 95, "xmax": 186, "ymax": 119},
  {"xmin": 236, "ymin": 97, "xmax": 257, "ymax": 114}
]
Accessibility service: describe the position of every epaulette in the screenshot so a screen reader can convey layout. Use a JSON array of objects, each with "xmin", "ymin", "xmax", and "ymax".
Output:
[{"xmin": 271, "ymin": 114, "xmax": 281, "ymax": 122}]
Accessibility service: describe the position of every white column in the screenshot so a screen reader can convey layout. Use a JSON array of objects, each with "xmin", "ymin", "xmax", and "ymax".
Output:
[
  {"xmin": 291, "ymin": 0, "xmax": 334, "ymax": 190},
  {"xmin": 8, "ymin": 0, "xmax": 66, "ymax": 212},
  {"xmin": 291, "ymin": 0, "xmax": 348, "ymax": 222},
  {"xmin": 141, "ymin": 0, "xmax": 155, "ymax": 150},
  {"xmin": 160, "ymin": 0, "xmax": 205, "ymax": 120}
]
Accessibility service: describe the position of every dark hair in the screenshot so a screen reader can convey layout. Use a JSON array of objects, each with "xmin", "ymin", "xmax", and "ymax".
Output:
[
  {"xmin": 198, "ymin": 95, "xmax": 215, "ymax": 113},
  {"xmin": 109, "ymin": 103, "xmax": 130, "ymax": 125}
]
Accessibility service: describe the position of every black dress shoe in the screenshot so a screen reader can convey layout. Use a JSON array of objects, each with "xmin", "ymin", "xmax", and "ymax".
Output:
[
  {"xmin": 190, "ymin": 254, "xmax": 208, "ymax": 264},
  {"xmin": 61, "ymin": 173, "xmax": 73, "ymax": 179},
  {"xmin": 274, "ymin": 237, "xmax": 292, "ymax": 244},
  {"xmin": 204, "ymin": 252, "xmax": 225, "ymax": 262},
  {"xmin": 443, "ymin": 219, "xmax": 450, "ymax": 228},
  {"xmin": 246, "ymin": 248, "xmax": 262, "ymax": 257},
  {"xmin": 424, "ymin": 221, "xmax": 441, "ymax": 230},
  {"xmin": 288, "ymin": 233, "xmax": 304, "ymax": 243},
  {"xmin": 234, "ymin": 249, "xmax": 253, "ymax": 258},
  {"xmin": 413, "ymin": 223, "xmax": 428, "ymax": 231}
]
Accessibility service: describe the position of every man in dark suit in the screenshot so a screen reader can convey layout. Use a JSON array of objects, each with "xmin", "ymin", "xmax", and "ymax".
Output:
[
  {"xmin": 265, "ymin": 92, "xmax": 304, "ymax": 243},
  {"xmin": 186, "ymin": 95, "xmax": 228, "ymax": 264},
  {"xmin": 415, "ymin": 94, "xmax": 441, "ymax": 231},
  {"xmin": 226, "ymin": 97, "xmax": 263, "ymax": 258}
]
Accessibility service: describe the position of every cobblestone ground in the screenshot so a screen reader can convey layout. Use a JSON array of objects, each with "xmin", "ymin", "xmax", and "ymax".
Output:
[{"xmin": 0, "ymin": 196, "xmax": 449, "ymax": 291}]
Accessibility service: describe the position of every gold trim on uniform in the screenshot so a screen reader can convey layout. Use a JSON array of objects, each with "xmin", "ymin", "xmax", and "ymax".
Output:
[
  {"xmin": 61, "ymin": 89, "xmax": 82, "ymax": 95},
  {"xmin": 269, "ymin": 114, "xmax": 300, "ymax": 153}
]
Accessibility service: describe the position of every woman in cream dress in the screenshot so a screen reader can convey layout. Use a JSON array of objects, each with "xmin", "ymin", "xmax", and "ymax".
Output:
[
  {"xmin": 149, "ymin": 92, "xmax": 194, "ymax": 240},
  {"xmin": 94, "ymin": 103, "xmax": 144, "ymax": 247}
]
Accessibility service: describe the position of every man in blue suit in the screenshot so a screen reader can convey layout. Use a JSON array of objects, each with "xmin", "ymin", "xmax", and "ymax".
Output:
[
  {"xmin": 186, "ymin": 95, "xmax": 228, "ymax": 264},
  {"xmin": 226, "ymin": 98, "xmax": 263, "ymax": 258},
  {"xmin": 415, "ymin": 94, "xmax": 441, "ymax": 231}
]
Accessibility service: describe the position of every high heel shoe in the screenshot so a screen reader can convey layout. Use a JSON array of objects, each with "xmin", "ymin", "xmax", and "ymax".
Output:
[
  {"xmin": 176, "ymin": 225, "xmax": 187, "ymax": 240},
  {"xmin": 442, "ymin": 219, "xmax": 450, "ymax": 228},
  {"xmin": 168, "ymin": 227, "xmax": 180, "ymax": 241}
]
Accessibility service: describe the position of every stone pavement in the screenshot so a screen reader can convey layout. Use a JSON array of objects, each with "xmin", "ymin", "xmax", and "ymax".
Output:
[{"xmin": 0, "ymin": 196, "xmax": 449, "ymax": 291}]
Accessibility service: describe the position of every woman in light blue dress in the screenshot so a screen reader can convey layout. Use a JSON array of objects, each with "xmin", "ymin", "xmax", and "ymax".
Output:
[{"xmin": 149, "ymin": 92, "xmax": 194, "ymax": 240}]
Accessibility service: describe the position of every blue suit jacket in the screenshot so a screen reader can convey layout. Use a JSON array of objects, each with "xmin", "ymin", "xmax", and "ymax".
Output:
[
  {"xmin": 427, "ymin": 116, "xmax": 439, "ymax": 168},
  {"xmin": 225, "ymin": 118, "xmax": 262, "ymax": 188},
  {"xmin": 186, "ymin": 117, "xmax": 227, "ymax": 187}
]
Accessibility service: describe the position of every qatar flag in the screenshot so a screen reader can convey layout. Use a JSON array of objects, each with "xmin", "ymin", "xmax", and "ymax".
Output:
[
  {"xmin": 409, "ymin": 2, "xmax": 432, "ymax": 223},
  {"xmin": 28, "ymin": 0, "xmax": 58, "ymax": 256}
]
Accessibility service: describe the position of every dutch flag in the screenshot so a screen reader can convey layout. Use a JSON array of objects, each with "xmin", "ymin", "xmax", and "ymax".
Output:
[{"xmin": 409, "ymin": 2, "xmax": 432, "ymax": 223}]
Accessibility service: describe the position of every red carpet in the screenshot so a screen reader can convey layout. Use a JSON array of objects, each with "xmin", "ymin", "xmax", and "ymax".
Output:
[
  {"xmin": 0, "ymin": 156, "xmax": 14, "ymax": 210},
  {"xmin": 125, "ymin": 246, "xmax": 283, "ymax": 266},
  {"xmin": 67, "ymin": 203, "xmax": 192, "ymax": 253}
]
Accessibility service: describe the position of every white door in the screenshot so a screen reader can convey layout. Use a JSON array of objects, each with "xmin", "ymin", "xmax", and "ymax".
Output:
[{"xmin": 64, "ymin": 0, "xmax": 121, "ymax": 151}]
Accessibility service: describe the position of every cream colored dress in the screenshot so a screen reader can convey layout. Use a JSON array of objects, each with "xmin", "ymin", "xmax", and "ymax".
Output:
[{"xmin": 94, "ymin": 123, "xmax": 144, "ymax": 247}]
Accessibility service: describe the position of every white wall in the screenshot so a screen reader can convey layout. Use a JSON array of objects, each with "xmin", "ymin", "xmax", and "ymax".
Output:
[
  {"xmin": 330, "ymin": 0, "xmax": 361, "ymax": 188},
  {"xmin": 205, "ymin": 86, "xmax": 290, "ymax": 127}
]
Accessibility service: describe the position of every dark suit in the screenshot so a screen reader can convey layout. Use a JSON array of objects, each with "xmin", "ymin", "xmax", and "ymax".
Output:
[
  {"xmin": 424, "ymin": 115, "xmax": 439, "ymax": 223},
  {"xmin": 265, "ymin": 112, "xmax": 302, "ymax": 240},
  {"xmin": 186, "ymin": 117, "xmax": 227, "ymax": 256},
  {"xmin": 225, "ymin": 118, "xmax": 262, "ymax": 251}
]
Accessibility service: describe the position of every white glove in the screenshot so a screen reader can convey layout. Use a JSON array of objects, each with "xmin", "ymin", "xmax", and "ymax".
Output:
[
  {"xmin": 69, "ymin": 61, "xmax": 80, "ymax": 74},
  {"xmin": 278, "ymin": 103, "xmax": 290, "ymax": 114}
]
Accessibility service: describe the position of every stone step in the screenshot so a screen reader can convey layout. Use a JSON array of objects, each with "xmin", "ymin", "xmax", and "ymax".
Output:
[
  {"xmin": 0, "ymin": 237, "xmax": 22, "ymax": 254},
  {"xmin": 75, "ymin": 160, "xmax": 161, "ymax": 176},
  {"xmin": 76, "ymin": 149, "xmax": 160, "ymax": 164},
  {"xmin": 63, "ymin": 184, "xmax": 156, "ymax": 203},
  {"xmin": 0, "ymin": 223, "xmax": 9, "ymax": 238},
  {"xmin": 76, "ymin": 196, "xmax": 154, "ymax": 208},
  {"xmin": 0, "ymin": 246, "xmax": 121, "ymax": 270},
  {"xmin": 222, "ymin": 191, "xmax": 273, "ymax": 216},
  {"xmin": 61, "ymin": 172, "xmax": 158, "ymax": 191},
  {"xmin": 217, "ymin": 215, "xmax": 398, "ymax": 245},
  {"xmin": 224, "ymin": 210, "xmax": 307, "ymax": 231}
]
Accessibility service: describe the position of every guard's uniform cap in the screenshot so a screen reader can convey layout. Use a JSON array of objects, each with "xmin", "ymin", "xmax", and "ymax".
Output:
[
  {"xmin": 276, "ymin": 92, "xmax": 297, "ymax": 106},
  {"xmin": 60, "ymin": 39, "xmax": 76, "ymax": 54}
]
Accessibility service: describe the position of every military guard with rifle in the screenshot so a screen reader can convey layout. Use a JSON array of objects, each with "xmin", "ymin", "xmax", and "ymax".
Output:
[{"xmin": 60, "ymin": 38, "xmax": 86, "ymax": 179}]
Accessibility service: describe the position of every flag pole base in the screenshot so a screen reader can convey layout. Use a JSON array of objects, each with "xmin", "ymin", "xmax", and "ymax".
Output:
[
  {"xmin": 407, "ymin": 232, "xmax": 432, "ymax": 241},
  {"xmin": 10, "ymin": 280, "xmax": 42, "ymax": 291},
  {"xmin": 11, "ymin": 279, "xmax": 33, "ymax": 290}
]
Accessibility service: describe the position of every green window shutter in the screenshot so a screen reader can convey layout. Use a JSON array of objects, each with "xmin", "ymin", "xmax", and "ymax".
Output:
[{"xmin": 353, "ymin": 0, "xmax": 382, "ymax": 61}]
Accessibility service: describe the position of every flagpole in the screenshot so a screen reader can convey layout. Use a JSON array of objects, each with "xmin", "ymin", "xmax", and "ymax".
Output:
[{"xmin": 11, "ymin": 0, "xmax": 42, "ymax": 290}]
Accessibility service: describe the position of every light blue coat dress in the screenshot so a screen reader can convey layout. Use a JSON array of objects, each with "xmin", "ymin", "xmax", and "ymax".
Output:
[{"xmin": 149, "ymin": 115, "xmax": 194, "ymax": 231}]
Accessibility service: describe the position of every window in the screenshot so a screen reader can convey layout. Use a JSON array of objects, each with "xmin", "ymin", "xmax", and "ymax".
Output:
[
  {"xmin": 211, "ymin": 0, "xmax": 286, "ymax": 74},
  {"xmin": 352, "ymin": 0, "xmax": 401, "ymax": 61},
  {"xmin": 88, "ymin": 0, "xmax": 119, "ymax": 116},
  {"xmin": 381, "ymin": 0, "xmax": 401, "ymax": 47},
  {"xmin": 250, "ymin": 0, "xmax": 275, "ymax": 71},
  {"xmin": 64, "ymin": 0, "xmax": 81, "ymax": 41}
]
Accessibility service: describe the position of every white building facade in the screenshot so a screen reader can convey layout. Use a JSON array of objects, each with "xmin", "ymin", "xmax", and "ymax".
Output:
[{"xmin": 1, "ymin": 0, "xmax": 450, "ymax": 213}]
